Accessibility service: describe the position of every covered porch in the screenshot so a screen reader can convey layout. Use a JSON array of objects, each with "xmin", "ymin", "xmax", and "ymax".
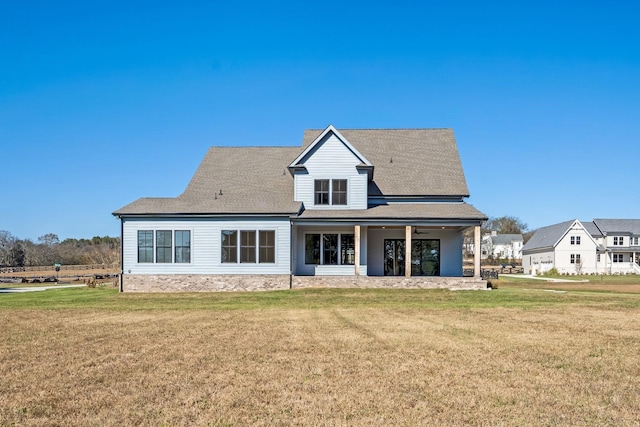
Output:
[{"xmin": 291, "ymin": 221, "xmax": 483, "ymax": 280}]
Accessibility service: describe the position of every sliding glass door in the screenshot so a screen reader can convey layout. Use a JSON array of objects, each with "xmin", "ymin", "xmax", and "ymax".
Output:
[{"xmin": 384, "ymin": 239, "xmax": 440, "ymax": 276}]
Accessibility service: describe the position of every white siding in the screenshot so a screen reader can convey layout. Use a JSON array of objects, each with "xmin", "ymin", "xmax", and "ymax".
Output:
[
  {"xmin": 294, "ymin": 133, "xmax": 368, "ymax": 210},
  {"xmin": 122, "ymin": 217, "xmax": 291, "ymax": 275},
  {"xmin": 524, "ymin": 250, "xmax": 555, "ymax": 275},
  {"xmin": 554, "ymin": 226, "xmax": 599, "ymax": 274}
]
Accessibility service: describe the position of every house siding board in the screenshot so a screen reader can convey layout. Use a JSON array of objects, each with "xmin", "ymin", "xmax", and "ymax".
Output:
[
  {"xmin": 122, "ymin": 217, "xmax": 291, "ymax": 275},
  {"xmin": 554, "ymin": 226, "xmax": 599, "ymax": 274},
  {"xmin": 294, "ymin": 134, "xmax": 368, "ymax": 210},
  {"xmin": 524, "ymin": 250, "xmax": 556, "ymax": 274}
]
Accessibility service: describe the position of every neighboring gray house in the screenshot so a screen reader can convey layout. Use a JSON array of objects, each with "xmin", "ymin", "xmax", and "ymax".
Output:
[
  {"xmin": 480, "ymin": 232, "xmax": 523, "ymax": 260},
  {"xmin": 113, "ymin": 125, "xmax": 487, "ymax": 291},
  {"xmin": 522, "ymin": 219, "xmax": 640, "ymax": 275}
]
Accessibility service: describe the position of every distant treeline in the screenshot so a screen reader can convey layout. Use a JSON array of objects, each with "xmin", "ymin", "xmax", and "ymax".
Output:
[{"xmin": 0, "ymin": 231, "xmax": 120, "ymax": 267}]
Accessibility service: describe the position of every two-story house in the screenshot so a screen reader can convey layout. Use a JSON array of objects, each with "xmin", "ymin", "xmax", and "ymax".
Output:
[
  {"xmin": 480, "ymin": 232, "xmax": 524, "ymax": 261},
  {"xmin": 113, "ymin": 125, "xmax": 488, "ymax": 291},
  {"xmin": 522, "ymin": 219, "xmax": 640, "ymax": 275}
]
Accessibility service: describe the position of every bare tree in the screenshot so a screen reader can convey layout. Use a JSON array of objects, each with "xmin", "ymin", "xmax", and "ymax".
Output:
[{"xmin": 483, "ymin": 216, "xmax": 528, "ymax": 235}]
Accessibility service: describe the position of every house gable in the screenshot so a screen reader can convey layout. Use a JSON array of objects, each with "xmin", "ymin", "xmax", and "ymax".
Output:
[
  {"xmin": 289, "ymin": 125, "xmax": 370, "ymax": 210},
  {"xmin": 555, "ymin": 220, "xmax": 600, "ymax": 249}
]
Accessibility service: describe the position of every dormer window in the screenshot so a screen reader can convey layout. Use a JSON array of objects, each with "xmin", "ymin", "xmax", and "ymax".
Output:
[
  {"xmin": 314, "ymin": 180, "xmax": 329, "ymax": 205},
  {"xmin": 332, "ymin": 180, "xmax": 347, "ymax": 205},
  {"xmin": 314, "ymin": 179, "xmax": 347, "ymax": 206}
]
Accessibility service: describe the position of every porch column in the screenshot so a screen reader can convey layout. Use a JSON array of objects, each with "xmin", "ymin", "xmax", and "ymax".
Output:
[
  {"xmin": 474, "ymin": 225, "xmax": 481, "ymax": 278},
  {"xmin": 354, "ymin": 225, "xmax": 360, "ymax": 276},
  {"xmin": 405, "ymin": 226, "xmax": 412, "ymax": 277}
]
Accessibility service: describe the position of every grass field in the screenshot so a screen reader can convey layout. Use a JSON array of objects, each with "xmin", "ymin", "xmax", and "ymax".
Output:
[{"xmin": 1, "ymin": 277, "xmax": 639, "ymax": 426}]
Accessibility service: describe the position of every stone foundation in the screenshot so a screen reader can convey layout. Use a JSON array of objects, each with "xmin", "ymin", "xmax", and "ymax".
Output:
[
  {"xmin": 122, "ymin": 274, "xmax": 487, "ymax": 292},
  {"xmin": 293, "ymin": 275, "xmax": 487, "ymax": 290},
  {"xmin": 122, "ymin": 274, "xmax": 291, "ymax": 292}
]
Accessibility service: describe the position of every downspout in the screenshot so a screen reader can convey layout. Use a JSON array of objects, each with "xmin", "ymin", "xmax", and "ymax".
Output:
[
  {"xmin": 289, "ymin": 220, "xmax": 293, "ymax": 289},
  {"xmin": 119, "ymin": 218, "xmax": 124, "ymax": 293}
]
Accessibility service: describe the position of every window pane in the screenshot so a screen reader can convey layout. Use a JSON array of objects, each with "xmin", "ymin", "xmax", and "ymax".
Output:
[
  {"xmin": 156, "ymin": 230, "xmax": 172, "ymax": 263},
  {"xmin": 305, "ymin": 234, "xmax": 320, "ymax": 264},
  {"xmin": 175, "ymin": 230, "xmax": 190, "ymax": 263},
  {"xmin": 314, "ymin": 180, "xmax": 329, "ymax": 205},
  {"xmin": 221, "ymin": 230, "xmax": 237, "ymax": 263},
  {"xmin": 323, "ymin": 234, "xmax": 338, "ymax": 265},
  {"xmin": 259, "ymin": 230, "xmax": 275, "ymax": 263},
  {"xmin": 332, "ymin": 179, "xmax": 347, "ymax": 205},
  {"xmin": 411, "ymin": 239, "xmax": 440, "ymax": 276},
  {"xmin": 341, "ymin": 234, "xmax": 355, "ymax": 265},
  {"xmin": 137, "ymin": 230, "xmax": 153, "ymax": 263},
  {"xmin": 241, "ymin": 231, "xmax": 256, "ymax": 263}
]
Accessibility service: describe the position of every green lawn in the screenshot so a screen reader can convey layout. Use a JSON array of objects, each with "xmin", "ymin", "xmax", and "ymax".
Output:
[{"xmin": 1, "ymin": 277, "xmax": 638, "ymax": 311}]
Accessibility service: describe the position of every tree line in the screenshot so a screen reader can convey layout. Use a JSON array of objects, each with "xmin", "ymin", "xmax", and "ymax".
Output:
[{"xmin": 0, "ymin": 231, "xmax": 120, "ymax": 267}]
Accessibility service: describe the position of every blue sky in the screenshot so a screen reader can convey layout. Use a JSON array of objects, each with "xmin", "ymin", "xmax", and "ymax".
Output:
[{"xmin": 2, "ymin": 1, "xmax": 639, "ymax": 241}]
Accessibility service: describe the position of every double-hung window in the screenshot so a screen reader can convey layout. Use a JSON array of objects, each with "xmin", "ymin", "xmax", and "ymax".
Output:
[
  {"xmin": 240, "ymin": 231, "xmax": 257, "ymax": 263},
  {"xmin": 259, "ymin": 230, "xmax": 275, "ymax": 263},
  {"xmin": 314, "ymin": 180, "xmax": 330, "ymax": 205},
  {"xmin": 156, "ymin": 231, "xmax": 172, "ymax": 263},
  {"xmin": 570, "ymin": 236, "xmax": 581, "ymax": 245},
  {"xmin": 570, "ymin": 254, "xmax": 581, "ymax": 264},
  {"xmin": 138, "ymin": 231, "xmax": 154, "ymax": 263},
  {"xmin": 613, "ymin": 254, "xmax": 624, "ymax": 263},
  {"xmin": 221, "ymin": 230, "xmax": 238, "ymax": 263},
  {"xmin": 174, "ymin": 231, "xmax": 191, "ymax": 263},
  {"xmin": 332, "ymin": 179, "xmax": 347, "ymax": 205},
  {"xmin": 613, "ymin": 236, "xmax": 624, "ymax": 246},
  {"xmin": 314, "ymin": 179, "xmax": 347, "ymax": 206}
]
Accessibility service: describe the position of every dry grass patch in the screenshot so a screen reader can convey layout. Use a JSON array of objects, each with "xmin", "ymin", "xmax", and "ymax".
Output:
[{"xmin": 1, "ymin": 296, "xmax": 639, "ymax": 426}]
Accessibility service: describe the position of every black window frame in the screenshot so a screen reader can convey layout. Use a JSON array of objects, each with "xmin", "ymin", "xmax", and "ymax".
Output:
[
  {"xmin": 137, "ymin": 230, "xmax": 154, "ymax": 263},
  {"xmin": 259, "ymin": 230, "xmax": 275, "ymax": 263},
  {"xmin": 221, "ymin": 230, "xmax": 238, "ymax": 263},
  {"xmin": 332, "ymin": 179, "xmax": 347, "ymax": 205},
  {"xmin": 174, "ymin": 230, "xmax": 191, "ymax": 263},
  {"xmin": 156, "ymin": 230, "xmax": 173, "ymax": 263},
  {"xmin": 223, "ymin": 229, "xmax": 276, "ymax": 264},
  {"xmin": 240, "ymin": 230, "xmax": 257, "ymax": 263},
  {"xmin": 314, "ymin": 180, "xmax": 330, "ymax": 205}
]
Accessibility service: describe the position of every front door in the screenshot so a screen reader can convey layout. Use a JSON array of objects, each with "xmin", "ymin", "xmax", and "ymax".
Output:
[{"xmin": 384, "ymin": 239, "xmax": 440, "ymax": 276}]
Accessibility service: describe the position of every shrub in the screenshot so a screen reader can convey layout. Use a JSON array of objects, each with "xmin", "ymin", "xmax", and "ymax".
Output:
[
  {"xmin": 543, "ymin": 268, "xmax": 559, "ymax": 276},
  {"xmin": 486, "ymin": 279, "xmax": 500, "ymax": 290}
]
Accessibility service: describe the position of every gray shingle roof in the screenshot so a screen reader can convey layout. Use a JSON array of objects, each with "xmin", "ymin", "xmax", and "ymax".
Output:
[
  {"xmin": 582, "ymin": 221, "xmax": 603, "ymax": 237},
  {"xmin": 302, "ymin": 129, "xmax": 470, "ymax": 196},
  {"xmin": 114, "ymin": 147, "xmax": 302, "ymax": 215},
  {"xmin": 593, "ymin": 219, "xmax": 640, "ymax": 235},
  {"xmin": 522, "ymin": 220, "xmax": 575, "ymax": 252},
  {"xmin": 114, "ymin": 128, "xmax": 479, "ymax": 217},
  {"xmin": 296, "ymin": 203, "xmax": 486, "ymax": 221}
]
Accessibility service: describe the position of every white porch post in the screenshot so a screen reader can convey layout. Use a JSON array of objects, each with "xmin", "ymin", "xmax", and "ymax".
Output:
[
  {"xmin": 405, "ymin": 226, "xmax": 412, "ymax": 277},
  {"xmin": 354, "ymin": 225, "xmax": 360, "ymax": 276},
  {"xmin": 474, "ymin": 225, "xmax": 481, "ymax": 279}
]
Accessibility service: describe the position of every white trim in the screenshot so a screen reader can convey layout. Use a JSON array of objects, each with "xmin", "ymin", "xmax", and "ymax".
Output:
[
  {"xmin": 288, "ymin": 125, "xmax": 373, "ymax": 168},
  {"xmin": 553, "ymin": 219, "xmax": 599, "ymax": 249}
]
